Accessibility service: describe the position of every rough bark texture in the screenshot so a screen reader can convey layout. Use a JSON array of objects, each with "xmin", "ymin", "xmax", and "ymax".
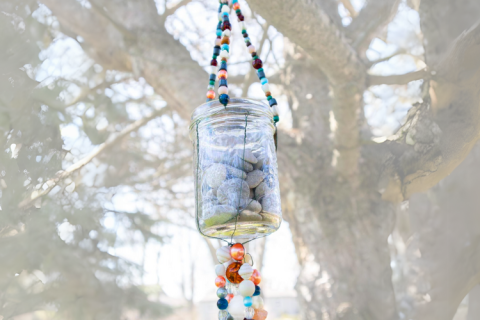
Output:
[{"xmin": 38, "ymin": 0, "xmax": 480, "ymax": 318}]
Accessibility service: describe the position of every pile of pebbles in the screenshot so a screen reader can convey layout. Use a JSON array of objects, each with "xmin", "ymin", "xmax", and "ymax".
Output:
[{"xmin": 200, "ymin": 148, "xmax": 281, "ymax": 227}]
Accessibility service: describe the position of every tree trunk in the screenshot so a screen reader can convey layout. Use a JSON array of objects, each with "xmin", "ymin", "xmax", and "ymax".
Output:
[{"xmin": 467, "ymin": 286, "xmax": 480, "ymax": 320}]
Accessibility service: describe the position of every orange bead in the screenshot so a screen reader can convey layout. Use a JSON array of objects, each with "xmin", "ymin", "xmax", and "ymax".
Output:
[
  {"xmin": 226, "ymin": 294, "xmax": 234, "ymax": 302},
  {"xmin": 251, "ymin": 269, "xmax": 261, "ymax": 285},
  {"xmin": 221, "ymin": 37, "xmax": 230, "ymax": 45},
  {"xmin": 230, "ymin": 243, "xmax": 245, "ymax": 261},
  {"xmin": 233, "ymin": 3, "xmax": 240, "ymax": 10},
  {"xmin": 253, "ymin": 309, "xmax": 268, "ymax": 320},
  {"xmin": 218, "ymin": 70, "xmax": 228, "ymax": 79},
  {"xmin": 225, "ymin": 262, "xmax": 243, "ymax": 284},
  {"xmin": 215, "ymin": 276, "xmax": 226, "ymax": 287},
  {"xmin": 206, "ymin": 90, "xmax": 215, "ymax": 99}
]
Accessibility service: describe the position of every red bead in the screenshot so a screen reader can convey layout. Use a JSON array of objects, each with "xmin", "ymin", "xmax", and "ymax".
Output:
[
  {"xmin": 226, "ymin": 294, "xmax": 234, "ymax": 302},
  {"xmin": 226, "ymin": 262, "xmax": 243, "ymax": 284},
  {"xmin": 206, "ymin": 90, "xmax": 215, "ymax": 99},
  {"xmin": 215, "ymin": 276, "xmax": 226, "ymax": 287},
  {"xmin": 211, "ymin": 59, "xmax": 218, "ymax": 66},
  {"xmin": 252, "ymin": 59, "xmax": 263, "ymax": 70},
  {"xmin": 238, "ymin": 14, "xmax": 244, "ymax": 21},
  {"xmin": 251, "ymin": 269, "xmax": 261, "ymax": 285},
  {"xmin": 218, "ymin": 70, "xmax": 228, "ymax": 79},
  {"xmin": 222, "ymin": 21, "xmax": 232, "ymax": 31},
  {"xmin": 230, "ymin": 243, "xmax": 245, "ymax": 261}
]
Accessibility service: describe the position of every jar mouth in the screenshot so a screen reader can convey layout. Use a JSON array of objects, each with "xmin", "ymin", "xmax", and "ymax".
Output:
[{"xmin": 189, "ymin": 98, "xmax": 273, "ymax": 135}]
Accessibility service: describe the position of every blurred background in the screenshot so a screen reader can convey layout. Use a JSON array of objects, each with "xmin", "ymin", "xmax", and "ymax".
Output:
[{"xmin": 1, "ymin": 0, "xmax": 480, "ymax": 320}]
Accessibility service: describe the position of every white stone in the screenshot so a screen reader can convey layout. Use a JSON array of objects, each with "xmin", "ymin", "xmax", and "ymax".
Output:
[
  {"xmin": 255, "ymin": 181, "xmax": 274, "ymax": 200},
  {"xmin": 260, "ymin": 194, "xmax": 281, "ymax": 214},
  {"xmin": 205, "ymin": 163, "xmax": 227, "ymax": 189},
  {"xmin": 246, "ymin": 170, "xmax": 265, "ymax": 188},
  {"xmin": 217, "ymin": 179, "xmax": 250, "ymax": 207}
]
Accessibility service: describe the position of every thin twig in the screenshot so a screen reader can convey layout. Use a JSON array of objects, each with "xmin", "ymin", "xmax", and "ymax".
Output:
[{"xmin": 368, "ymin": 69, "xmax": 428, "ymax": 86}]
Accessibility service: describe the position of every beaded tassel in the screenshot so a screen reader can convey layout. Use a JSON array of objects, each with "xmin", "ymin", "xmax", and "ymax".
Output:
[{"xmin": 215, "ymin": 244, "xmax": 267, "ymax": 320}]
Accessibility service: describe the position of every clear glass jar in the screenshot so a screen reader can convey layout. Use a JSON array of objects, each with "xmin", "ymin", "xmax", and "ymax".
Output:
[{"xmin": 190, "ymin": 98, "xmax": 282, "ymax": 240}]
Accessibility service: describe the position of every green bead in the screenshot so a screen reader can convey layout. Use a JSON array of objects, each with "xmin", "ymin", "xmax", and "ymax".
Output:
[
  {"xmin": 258, "ymin": 68, "xmax": 264, "ymax": 72},
  {"xmin": 267, "ymin": 95, "xmax": 272, "ymax": 101},
  {"xmin": 236, "ymin": 9, "xmax": 241, "ymax": 14},
  {"xmin": 242, "ymin": 30, "xmax": 246, "ymax": 34},
  {"xmin": 209, "ymin": 80, "xmax": 215, "ymax": 85},
  {"xmin": 273, "ymin": 115, "xmax": 279, "ymax": 122},
  {"xmin": 253, "ymin": 55, "xmax": 259, "ymax": 60}
]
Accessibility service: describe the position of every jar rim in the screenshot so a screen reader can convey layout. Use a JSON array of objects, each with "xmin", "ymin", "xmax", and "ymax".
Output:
[{"xmin": 189, "ymin": 98, "xmax": 273, "ymax": 132}]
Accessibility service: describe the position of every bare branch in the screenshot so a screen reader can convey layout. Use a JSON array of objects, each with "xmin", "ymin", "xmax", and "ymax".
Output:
[
  {"xmin": 365, "ymin": 48, "xmax": 407, "ymax": 67},
  {"xmin": 368, "ymin": 69, "xmax": 428, "ymax": 86},
  {"xmin": 346, "ymin": 0, "xmax": 400, "ymax": 50},
  {"xmin": 160, "ymin": 0, "xmax": 192, "ymax": 23},
  {"xmin": 18, "ymin": 108, "xmax": 168, "ymax": 209},
  {"xmin": 340, "ymin": 0, "xmax": 358, "ymax": 17}
]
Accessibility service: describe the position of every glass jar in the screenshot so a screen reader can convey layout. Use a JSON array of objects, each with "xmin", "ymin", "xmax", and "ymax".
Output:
[{"xmin": 190, "ymin": 98, "xmax": 282, "ymax": 240}]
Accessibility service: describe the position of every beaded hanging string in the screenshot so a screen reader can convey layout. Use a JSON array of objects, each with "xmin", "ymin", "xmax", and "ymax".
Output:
[
  {"xmin": 206, "ymin": 0, "xmax": 280, "ymax": 125},
  {"xmin": 203, "ymin": 2, "xmax": 275, "ymax": 320}
]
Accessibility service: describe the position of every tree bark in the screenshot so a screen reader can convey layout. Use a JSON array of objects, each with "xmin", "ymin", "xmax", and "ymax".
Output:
[{"xmin": 467, "ymin": 285, "xmax": 480, "ymax": 320}]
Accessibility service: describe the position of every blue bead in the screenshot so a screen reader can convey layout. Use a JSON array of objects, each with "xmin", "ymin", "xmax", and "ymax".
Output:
[
  {"xmin": 217, "ymin": 298, "xmax": 229, "ymax": 310},
  {"xmin": 214, "ymin": 47, "xmax": 221, "ymax": 55},
  {"xmin": 232, "ymin": 0, "xmax": 238, "ymax": 3},
  {"xmin": 219, "ymin": 79, "xmax": 228, "ymax": 87},
  {"xmin": 209, "ymin": 74, "xmax": 216, "ymax": 81},
  {"xmin": 219, "ymin": 94, "xmax": 229, "ymax": 106},
  {"xmin": 223, "ymin": 12, "xmax": 229, "ymax": 16},
  {"xmin": 253, "ymin": 286, "xmax": 261, "ymax": 296},
  {"xmin": 269, "ymin": 98, "xmax": 278, "ymax": 107},
  {"xmin": 257, "ymin": 70, "xmax": 266, "ymax": 79},
  {"xmin": 261, "ymin": 78, "xmax": 268, "ymax": 85},
  {"xmin": 216, "ymin": 30, "xmax": 222, "ymax": 36},
  {"xmin": 243, "ymin": 296, "xmax": 253, "ymax": 307}
]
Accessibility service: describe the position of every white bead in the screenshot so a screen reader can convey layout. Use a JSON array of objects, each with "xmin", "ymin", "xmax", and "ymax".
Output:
[
  {"xmin": 262, "ymin": 84, "xmax": 270, "ymax": 93},
  {"xmin": 211, "ymin": 66, "xmax": 218, "ymax": 74},
  {"xmin": 228, "ymin": 295, "xmax": 245, "ymax": 320},
  {"xmin": 222, "ymin": 5, "xmax": 230, "ymax": 13},
  {"xmin": 272, "ymin": 105, "xmax": 279, "ymax": 116},
  {"xmin": 223, "ymin": 29, "xmax": 231, "ymax": 37},
  {"xmin": 223, "ymin": 259, "xmax": 234, "ymax": 269},
  {"xmin": 248, "ymin": 45, "xmax": 256, "ymax": 54},
  {"xmin": 238, "ymin": 280, "xmax": 255, "ymax": 297},
  {"xmin": 215, "ymin": 264, "xmax": 226, "ymax": 276},
  {"xmin": 218, "ymin": 86, "xmax": 228, "ymax": 95},
  {"xmin": 217, "ymin": 246, "xmax": 231, "ymax": 263},
  {"xmin": 239, "ymin": 263, "xmax": 253, "ymax": 280},
  {"xmin": 252, "ymin": 296, "xmax": 264, "ymax": 310},
  {"xmin": 220, "ymin": 51, "xmax": 230, "ymax": 59}
]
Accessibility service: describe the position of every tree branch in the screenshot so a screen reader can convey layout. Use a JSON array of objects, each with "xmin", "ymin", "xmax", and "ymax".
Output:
[
  {"xmin": 378, "ymin": 22, "xmax": 480, "ymax": 202},
  {"xmin": 368, "ymin": 69, "xmax": 428, "ymax": 86},
  {"xmin": 18, "ymin": 108, "xmax": 168, "ymax": 209},
  {"xmin": 346, "ymin": 0, "xmax": 400, "ymax": 50},
  {"xmin": 340, "ymin": 0, "xmax": 358, "ymax": 17}
]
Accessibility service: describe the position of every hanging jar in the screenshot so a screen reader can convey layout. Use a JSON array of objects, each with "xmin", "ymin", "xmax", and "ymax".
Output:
[{"xmin": 190, "ymin": 98, "xmax": 282, "ymax": 240}]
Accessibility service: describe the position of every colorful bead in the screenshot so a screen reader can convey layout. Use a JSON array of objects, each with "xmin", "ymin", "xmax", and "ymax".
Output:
[
  {"xmin": 261, "ymin": 78, "xmax": 268, "ymax": 85},
  {"xmin": 257, "ymin": 70, "xmax": 265, "ymax": 79},
  {"xmin": 226, "ymin": 293, "xmax": 234, "ymax": 302},
  {"xmin": 239, "ymin": 279, "xmax": 255, "ymax": 296},
  {"xmin": 220, "ymin": 61, "xmax": 228, "ymax": 70},
  {"xmin": 221, "ymin": 37, "xmax": 230, "ymax": 45},
  {"xmin": 210, "ymin": 74, "xmax": 216, "ymax": 81},
  {"xmin": 222, "ymin": 21, "xmax": 232, "ymax": 30},
  {"xmin": 225, "ymin": 261, "xmax": 243, "ymax": 283},
  {"xmin": 214, "ymin": 46, "xmax": 221, "ymax": 55},
  {"xmin": 209, "ymin": 80, "xmax": 215, "ymax": 86},
  {"xmin": 222, "ymin": 44, "xmax": 230, "ymax": 52},
  {"xmin": 219, "ymin": 79, "xmax": 228, "ymax": 87},
  {"xmin": 216, "ymin": 276, "xmax": 227, "ymax": 287},
  {"xmin": 273, "ymin": 115, "xmax": 280, "ymax": 122},
  {"xmin": 218, "ymin": 70, "xmax": 228, "ymax": 79},
  {"xmin": 230, "ymin": 243, "xmax": 245, "ymax": 260},
  {"xmin": 253, "ymin": 285, "xmax": 261, "ymax": 296},
  {"xmin": 217, "ymin": 287, "xmax": 228, "ymax": 298},
  {"xmin": 251, "ymin": 269, "xmax": 261, "ymax": 285},
  {"xmin": 207, "ymin": 90, "xmax": 216, "ymax": 99},
  {"xmin": 233, "ymin": 3, "xmax": 240, "ymax": 10},
  {"xmin": 238, "ymin": 14, "xmax": 244, "ymax": 21},
  {"xmin": 252, "ymin": 59, "xmax": 263, "ymax": 69},
  {"xmin": 217, "ymin": 298, "xmax": 229, "ymax": 310},
  {"xmin": 265, "ymin": 92, "xmax": 271, "ymax": 97},
  {"xmin": 219, "ymin": 94, "xmax": 230, "ymax": 106},
  {"xmin": 218, "ymin": 86, "xmax": 228, "ymax": 95},
  {"xmin": 243, "ymin": 296, "xmax": 253, "ymax": 307},
  {"xmin": 269, "ymin": 98, "xmax": 277, "ymax": 106},
  {"xmin": 267, "ymin": 95, "xmax": 272, "ymax": 101},
  {"xmin": 211, "ymin": 59, "xmax": 218, "ymax": 66},
  {"xmin": 217, "ymin": 29, "xmax": 223, "ymax": 36}
]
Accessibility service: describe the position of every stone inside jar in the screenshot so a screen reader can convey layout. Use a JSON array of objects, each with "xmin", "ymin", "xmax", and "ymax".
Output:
[{"xmin": 200, "ymin": 147, "xmax": 280, "ymax": 228}]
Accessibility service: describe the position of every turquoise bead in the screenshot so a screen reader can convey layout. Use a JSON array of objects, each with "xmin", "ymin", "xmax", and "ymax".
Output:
[
  {"xmin": 216, "ymin": 30, "xmax": 222, "ymax": 36},
  {"xmin": 261, "ymin": 78, "xmax": 268, "ymax": 85},
  {"xmin": 273, "ymin": 115, "xmax": 280, "ymax": 122},
  {"xmin": 243, "ymin": 296, "xmax": 253, "ymax": 307},
  {"xmin": 232, "ymin": 0, "xmax": 238, "ymax": 3},
  {"xmin": 221, "ymin": 44, "xmax": 229, "ymax": 52},
  {"xmin": 244, "ymin": 37, "xmax": 250, "ymax": 43}
]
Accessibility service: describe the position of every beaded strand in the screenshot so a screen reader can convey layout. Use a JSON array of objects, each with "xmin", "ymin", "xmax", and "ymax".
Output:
[{"xmin": 205, "ymin": 0, "xmax": 280, "ymax": 124}]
